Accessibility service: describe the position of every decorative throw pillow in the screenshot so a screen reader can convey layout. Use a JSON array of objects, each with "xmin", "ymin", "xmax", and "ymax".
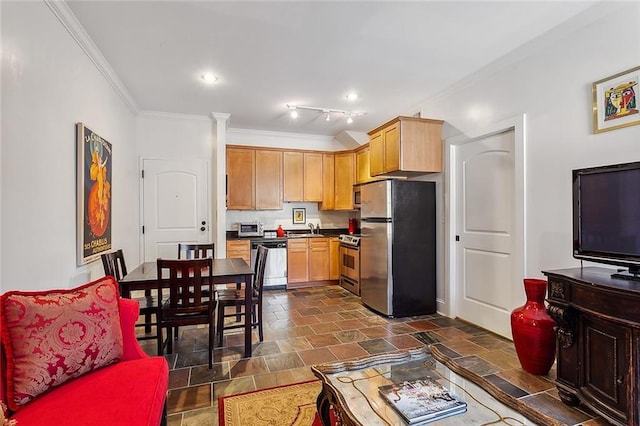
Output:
[{"xmin": 0, "ymin": 276, "xmax": 123, "ymax": 411}]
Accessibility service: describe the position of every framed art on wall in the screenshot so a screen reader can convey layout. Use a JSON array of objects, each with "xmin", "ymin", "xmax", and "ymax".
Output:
[
  {"xmin": 77, "ymin": 123, "xmax": 112, "ymax": 265},
  {"xmin": 292, "ymin": 208, "xmax": 306, "ymax": 224},
  {"xmin": 593, "ymin": 65, "xmax": 640, "ymax": 133}
]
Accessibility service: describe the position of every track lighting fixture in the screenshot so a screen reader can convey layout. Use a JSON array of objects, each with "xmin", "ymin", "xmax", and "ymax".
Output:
[{"xmin": 285, "ymin": 104, "xmax": 365, "ymax": 124}]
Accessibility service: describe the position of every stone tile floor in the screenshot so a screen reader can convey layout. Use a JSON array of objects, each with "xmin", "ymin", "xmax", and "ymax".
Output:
[{"xmin": 137, "ymin": 285, "xmax": 612, "ymax": 426}]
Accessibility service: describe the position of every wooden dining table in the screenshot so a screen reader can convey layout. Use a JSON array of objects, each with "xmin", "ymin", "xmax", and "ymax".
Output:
[{"xmin": 119, "ymin": 257, "xmax": 255, "ymax": 358}]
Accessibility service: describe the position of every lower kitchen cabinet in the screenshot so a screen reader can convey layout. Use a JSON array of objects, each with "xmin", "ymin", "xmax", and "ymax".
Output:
[
  {"xmin": 329, "ymin": 237, "xmax": 340, "ymax": 280},
  {"xmin": 288, "ymin": 237, "xmax": 336, "ymax": 285},
  {"xmin": 287, "ymin": 238, "xmax": 309, "ymax": 283},
  {"xmin": 309, "ymin": 238, "xmax": 330, "ymax": 281},
  {"xmin": 226, "ymin": 240, "xmax": 251, "ymax": 264}
]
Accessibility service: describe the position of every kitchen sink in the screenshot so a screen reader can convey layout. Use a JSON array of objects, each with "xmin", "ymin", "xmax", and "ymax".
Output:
[{"xmin": 287, "ymin": 233, "xmax": 324, "ymax": 238}]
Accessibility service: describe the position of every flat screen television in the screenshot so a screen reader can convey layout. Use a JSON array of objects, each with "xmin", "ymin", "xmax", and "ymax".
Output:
[{"xmin": 573, "ymin": 160, "xmax": 640, "ymax": 280}]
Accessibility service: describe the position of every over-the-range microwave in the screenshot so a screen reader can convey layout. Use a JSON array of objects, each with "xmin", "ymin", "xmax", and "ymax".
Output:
[
  {"xmin": 353, "ymin": 185, "xmax": 361, "ymax": 209},
  {"xmin": 237, "ymin": 222, "xmax": 264, "ymax": 237}
]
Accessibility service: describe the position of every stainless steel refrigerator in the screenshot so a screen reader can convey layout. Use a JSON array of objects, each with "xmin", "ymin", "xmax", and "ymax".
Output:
[{"xmin": 360, "ymin": 179, "xmax": 436, "ymax": 317}]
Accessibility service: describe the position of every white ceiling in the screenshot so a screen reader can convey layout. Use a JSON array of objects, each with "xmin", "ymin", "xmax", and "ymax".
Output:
[{"xmin": 66, "ymin": 1, "xmax": 599, "ymax": 137}]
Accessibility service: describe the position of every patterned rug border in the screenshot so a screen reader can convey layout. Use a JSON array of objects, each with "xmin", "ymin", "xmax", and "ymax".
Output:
[
  {"xmin": 429, "ymin": 345, "xmax": 564, "ymax": 426},
  {"xmin": 218, "ymin": 379, "xmax": 320, "ymax": 426}
]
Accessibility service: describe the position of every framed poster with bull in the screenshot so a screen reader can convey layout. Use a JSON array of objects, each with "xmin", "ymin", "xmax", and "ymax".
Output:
[{"xmin": 76, "ymin": 123, "xmax": 112, "ymax": 265}]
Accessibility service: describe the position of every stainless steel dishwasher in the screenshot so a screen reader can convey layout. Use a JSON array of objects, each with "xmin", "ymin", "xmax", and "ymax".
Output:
[{"xmin": 250, "ymin": 239, "xmax": 287, "ymax": 288}]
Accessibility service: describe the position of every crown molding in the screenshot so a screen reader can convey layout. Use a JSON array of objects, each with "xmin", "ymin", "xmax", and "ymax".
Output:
[
  {"xmin": 227, "ymin": 127, "xmax": 334, "ymax": 142},
  {"xmin": 45, "ymin": 0, "xmax": 139, "ymax": 114},
  {"xmin": 139, "ymin": 110, "xmax": 211, "ymax": 121}
]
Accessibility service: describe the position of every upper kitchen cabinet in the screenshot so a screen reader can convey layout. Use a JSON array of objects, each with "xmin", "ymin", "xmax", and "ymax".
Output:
[
  {"xmin": 255, "ymin": 149, "xmax": 282, "ymax": 210},
  {"xmin": 227, "ymin": 147, "xmax": 255, "ymax": 210},
  {"xmin": 334, "ymin": 152, "xmax": 355, "ymax": 209},
  {"xmin": 321, "ymin": 152, "xmax": 355, "ymax": 211},
  {"xmin": 226, "ymin": 147, "xmax": 282, "ymax": 210},
  {"xmin": 304, "ymin": 152, "xmax": 323, "ymax": 201},
  {"xmin": 356, "ymin": 145, "xmax": 376, "ymax": 184},
  {"xmin": 368, "ymin": 116, "xmax": 444, "ymax": 176},
  {"xmin": 284, "ymin": 151, "xmax": 323, "ymax": 202},
  {"xmin": 321, "ymin": 153, "xmax": 335, "ymax": 210}
]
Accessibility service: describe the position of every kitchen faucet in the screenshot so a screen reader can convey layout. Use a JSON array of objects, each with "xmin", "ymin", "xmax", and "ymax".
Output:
[{"xmin": 308, "ymin": 222, "xmax": 315, "ymax": 234}]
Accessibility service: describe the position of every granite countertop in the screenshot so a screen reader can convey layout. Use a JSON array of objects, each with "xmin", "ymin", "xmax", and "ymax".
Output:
[{"xmin": 226, "ymin": 228, "xmax": 348, "ymax": 240}]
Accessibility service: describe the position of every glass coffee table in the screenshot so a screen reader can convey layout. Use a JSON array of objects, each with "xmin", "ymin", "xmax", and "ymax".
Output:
[{"xmin": 311, "ymin": 347, "xmax": 546, "ymax": 426}]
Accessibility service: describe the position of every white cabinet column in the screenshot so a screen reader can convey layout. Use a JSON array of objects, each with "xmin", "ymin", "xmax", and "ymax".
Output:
[{"xmin": 211, "ymin": 112, "xmax": 230, "ymax": 258}]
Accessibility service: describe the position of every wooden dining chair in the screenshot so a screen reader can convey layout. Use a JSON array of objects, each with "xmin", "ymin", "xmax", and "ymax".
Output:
[
  {"xmin": 178, "ymin": 243, "xmax": 215, "ymax": 259},
  {"xmin": 101, "ymin": 249, "xmax": 158, "ymax": 340},
  {"xmin": 216, "ymin": 245, "xmax": 268, "ymax": 347},
  {"xmin": 156, "ymin": 257, "xmax": 216, "ymax": 369}
]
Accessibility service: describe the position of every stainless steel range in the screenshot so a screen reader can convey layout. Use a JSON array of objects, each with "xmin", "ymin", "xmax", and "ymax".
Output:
[{"xmin": 338, "ymin": 234, "xmax": 360, "ymax": 295}]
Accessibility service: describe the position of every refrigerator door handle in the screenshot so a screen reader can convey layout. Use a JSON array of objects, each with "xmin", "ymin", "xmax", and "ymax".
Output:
[{"xmin": 361, "ymin": 218, "xmax": 392, "ymax": 223}]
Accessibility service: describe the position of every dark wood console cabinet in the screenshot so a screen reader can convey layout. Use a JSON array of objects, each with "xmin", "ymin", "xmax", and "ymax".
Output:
[{"xmin": 543, "ymin": 267, "xmax": 640, "ymax": 426}]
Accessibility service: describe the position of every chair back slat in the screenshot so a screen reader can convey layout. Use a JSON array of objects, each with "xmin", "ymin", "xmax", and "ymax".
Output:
[{"xmin": 178, "ymin": 243, "xmax": 215, "ymax": 259}]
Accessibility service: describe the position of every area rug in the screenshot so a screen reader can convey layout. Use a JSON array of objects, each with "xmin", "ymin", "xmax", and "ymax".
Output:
[{"xmin": 219, "ymin": 380, "xmax": 322, "ymax": 426}]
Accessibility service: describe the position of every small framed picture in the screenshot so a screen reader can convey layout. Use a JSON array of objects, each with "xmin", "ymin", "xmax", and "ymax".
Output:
[
  {"xmin": 292, "ymin": 208, "xmax": 306, "ymax": 224},
  {"xmin": 592, "ymin": 65, "xmax": 640, "ymax": 133}
]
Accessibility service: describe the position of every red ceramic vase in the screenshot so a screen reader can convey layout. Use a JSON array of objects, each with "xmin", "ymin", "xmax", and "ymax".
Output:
[{"xmin": 510, "ymin": 278, "xmax": 556, "ymax": 375}]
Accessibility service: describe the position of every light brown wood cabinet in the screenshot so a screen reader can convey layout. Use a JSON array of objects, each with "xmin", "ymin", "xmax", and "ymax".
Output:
[
  {"xmin": 309, "ymin": 238, "xmax": 330, "ymax": 281},
  {"xmin": 321, "ymin": 152, "xmax": 354, "ymax": 210},
  {"xmin": 304, "ymin": 153, "xmax": 323, "ymax": 201},
  {"xmin": 288, "ymin": 237, "xmax": 335, "ymax": 284},
  {"xmin": 321, "ymin": 154, "xmax": 335, "ymax": 210},
  {"xmin": 368, "ymin": 116, "xmax": 443, "ymax": 176},
  {"xmin": 334, "ymin": 152, "xmax": 354, "ymax": 210},
  {"xmin": 287, "ymin": 238, "xmax": 309, "ymax": 283},
  {"xmin": 283, "ymin": 151, "xmax": 304, "ymax": 201},
  {"xmin": 226, "ymin": 147, "xmax": 255, "ymax": 210},
  {"xmin": 255, "ymin": 150, "xmax": 282, "ymax": 210},
  {"xmin": 356, "ymin": 146, "xmax": 373, "ymax": 184},
  {"xmin": 227, "ymin": 147, "xmax": 282, "ymax": 210},
  {"xmin": 226, "ymin": 240, "xmax": 251, "ymax": 264},
  {"xmin": 329, "ymin": 237, "xmax": 340, "ymax": 280},
  {"xmin": 283, "ymin": 152, "xmax": 323, "ymax": 202}
]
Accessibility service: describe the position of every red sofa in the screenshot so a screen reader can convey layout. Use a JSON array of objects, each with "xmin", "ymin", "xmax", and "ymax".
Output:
[{"xmin": 1, "ymin": 285, "xmax": 169, "ymax": 425}]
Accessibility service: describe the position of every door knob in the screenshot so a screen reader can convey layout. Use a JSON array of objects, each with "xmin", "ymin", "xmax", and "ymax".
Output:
[{"xmin": 200, "ymin": 226, "xmax": 206, "ymax": 231}]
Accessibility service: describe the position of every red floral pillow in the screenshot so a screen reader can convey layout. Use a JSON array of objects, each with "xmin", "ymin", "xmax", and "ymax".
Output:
[{"xmin": 0, "ymin": 276, "xmax": 123, "ymax": 411}]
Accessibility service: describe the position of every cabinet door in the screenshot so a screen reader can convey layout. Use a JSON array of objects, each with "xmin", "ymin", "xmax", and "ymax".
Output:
[
  {"xmin": 356, "ymin": 147, "xmax": 370, "ymax": 184},
  {"xmin": 226, "ymin": 148, "xmax": 255, "ymax": 210},
  {"xmin": 226, "ymin": 240, "xmax": 251, "ymax": 264},
  {"xmin": 283, "ymin": 151, "xmax": 304, "ymax": 201},
  {"xmin": 581, "ymin": 314, "xmax": 630, "ymax": 418},
  {"xmin": 369, "ymin": 131, "xmax": 384, "ymax": 176},
  {"xmin": 255, "ymin": 150, "xmax": 282, "ymax": 210},
  {"xmin": 309, "ymin": 238, "xmax": 329, "ymax": 281},
  {"xmin": 287, "ymin": 238, "xmax": 309, "ymax": 283},
  {"xmin": 304, "ymin": 153, "xmax": 323, "ymax": 201},
  {"xmin": 334, "ymin": 152, "xmax": 354, "ymax": 210},
  {"xmin": 320, "ymin": 154, "xmax": 335, "ymax": 210},
  {"xmin": 329, "ymin": 237, "xmax": 340, "ymax": 280},
  {"xmin": 383, "ymin": 122, "xmax": 400, "ymax": 173}
]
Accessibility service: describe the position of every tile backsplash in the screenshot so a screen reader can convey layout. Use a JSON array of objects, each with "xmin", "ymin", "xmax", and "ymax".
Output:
[{"xmin": 226, "ymin": 202, "xmax": 357, "ymax": 231}]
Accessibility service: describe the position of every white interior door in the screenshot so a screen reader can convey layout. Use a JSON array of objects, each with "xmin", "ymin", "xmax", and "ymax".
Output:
[
  {"xmin": 454, "ymin": 130, "xmax": 516, "ymax": 338},
  {"xmin": 142, "ymin": 159, "xmax": 209, "ymax": 261}
]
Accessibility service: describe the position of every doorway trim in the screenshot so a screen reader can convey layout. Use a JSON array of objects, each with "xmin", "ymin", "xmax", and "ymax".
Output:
[{"xmin": 443, "ymin": 114, "xmax": 527, "ymax": 320}]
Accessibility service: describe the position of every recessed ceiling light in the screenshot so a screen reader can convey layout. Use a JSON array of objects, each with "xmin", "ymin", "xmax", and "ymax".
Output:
[
  {"xmin": 201, "ymin": 73, "xmax": 218, "ymax": 84},
  {"xmin": 346, "ymin": 92, "xmax": 358, "ymax": 101}
]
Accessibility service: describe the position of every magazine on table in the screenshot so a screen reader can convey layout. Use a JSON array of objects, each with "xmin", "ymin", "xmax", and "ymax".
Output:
[{"xmin": 378, "ymin": 377, "xmax": 467, "ymax": 424}]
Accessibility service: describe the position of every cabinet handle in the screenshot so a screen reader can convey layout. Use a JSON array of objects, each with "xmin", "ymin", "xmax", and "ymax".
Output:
[{"xmin": 617, "ymin": 376, "xmax": 624, "ymax": 385}]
